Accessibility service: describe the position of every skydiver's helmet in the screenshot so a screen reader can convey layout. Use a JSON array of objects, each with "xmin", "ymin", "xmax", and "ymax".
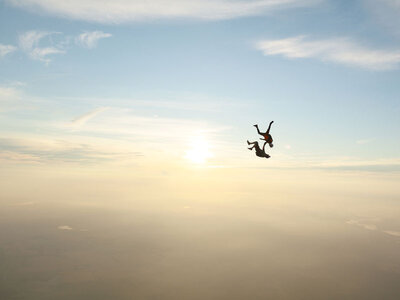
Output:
[{"xmin": 269, "ymin": 143, "xmax": 274, "ymax": 148}]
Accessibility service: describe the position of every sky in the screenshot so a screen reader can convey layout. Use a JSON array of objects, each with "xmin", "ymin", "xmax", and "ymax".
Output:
[{"xmin": 1, "ymin": 0, "xmax": 400, "ymax": 299}]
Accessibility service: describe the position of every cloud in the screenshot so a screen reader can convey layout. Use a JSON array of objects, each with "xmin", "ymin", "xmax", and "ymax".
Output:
[
  {"xmin": 17, "ymin": 30, "xmax": 111, "ymax": 63},
  {"xmin": 347, "ymin": 219, "xmax": 400, "ymax": 239},
  {"xmin": 0, "ymin": 135, "xmax": 143, "ymax": 165},
  {"xmin": 70, "ymin": 107, "xmax": 109, "ymax": 127},
  {"xmin": 0, "ymin": 151, "xmax": 41, "ymax": 163},
  {"xmin": 58, "ymin": 225, "xmax": 73, "ymax": 230},
  {"xmin": 0, "ymin": 44, "xmax": 17, "ymax": 57},
  {"xmin": 7, "ymin": 0, "xmax": 321, "ymax": 23},
  {"xmin": 346, "ymin": 219, "xmax": 377, "ymax": 231},
  {"xmin": 76, "ymin": 31, "xmax": 112, "ymax": 48},
  {"xmin": 383, "ymin": 230, "xmax": 400, "ymax": 237},
  {"xmin": 256, "ymin": 36, "xmax": 400, "ymax": 70},
  {"xmin": 18, "ymin": 30, "xmax": 65, "ymax": 64}
]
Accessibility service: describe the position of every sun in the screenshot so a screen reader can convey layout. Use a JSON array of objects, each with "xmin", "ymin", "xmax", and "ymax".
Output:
[{"xmin": 184, "ymin": 137, "xmax": 213, "ymax": 164}]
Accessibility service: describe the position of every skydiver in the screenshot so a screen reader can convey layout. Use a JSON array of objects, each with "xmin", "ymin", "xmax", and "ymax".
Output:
[
  {"xmin": 253, "ymin": 121, "xmax": 274, "ymax": 148},
  {"xmin": 247, "ymin": 140, "xmax": 270, "ymax": 159}
]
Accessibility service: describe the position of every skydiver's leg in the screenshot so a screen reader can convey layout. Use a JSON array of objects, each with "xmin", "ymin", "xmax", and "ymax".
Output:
[
  {"xmin": 247, "ymin": 140, "xmax": 257, "ymax": 150},
  {"xmin": 262, "ymin": 141, "xmax": 267, "ymax": 152},
  {"xmin": 253, "ymin": 124, "xmax": 264, "ymax": 136},
  {"xmin": 266, "ymin": 121, "xmax": 274, "ymax": 135}
]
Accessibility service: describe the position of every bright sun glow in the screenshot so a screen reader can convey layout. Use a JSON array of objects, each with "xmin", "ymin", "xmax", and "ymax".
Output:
[{"xmin": 185, "ymin": 137, "xmax": 213, "ymax": 164}]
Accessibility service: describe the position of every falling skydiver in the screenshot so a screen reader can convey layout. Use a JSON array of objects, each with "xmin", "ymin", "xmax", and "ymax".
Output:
[
  {"xmin": 247, "ymin": 140, "xmax": 270, "ymax": 159},
  {"xmin": 254, "ymin": 121, "xmax": 274, "ymax": 148}
]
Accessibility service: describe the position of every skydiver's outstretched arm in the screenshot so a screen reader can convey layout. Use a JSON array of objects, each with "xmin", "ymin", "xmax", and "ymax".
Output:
[
  {"xmin": 266, "ymin": 121, "xmax": 274, "ymax": 134},
  {"xmin": 262, "ymin": 141, "xmax": 267, "ymax": 152}
]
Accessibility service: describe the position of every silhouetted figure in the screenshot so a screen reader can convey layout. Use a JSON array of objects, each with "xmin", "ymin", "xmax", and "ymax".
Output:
[
  {"xmin": 247, "ymin": 140, "xmax": 270, "ymax": 158},
  {"xmin": 254, "ymin": 121, "xmax": 274, "ymax": 148}
]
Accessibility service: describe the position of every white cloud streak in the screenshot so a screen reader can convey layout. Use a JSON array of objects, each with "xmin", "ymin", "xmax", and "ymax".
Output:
[
  {"xmin": 256, "ymin": 36, "xmax": 400, "ymax": 70},
  {"xmin": 346, "ymin": 219, "xmax": 377, "ymax": 231},
  {"xmin": 70, "ymin": 107, "xmax": 109, "ymax": 127},
  {"xmin": 0, "ymin": 44, "xmax": 17, "ymax": 57},
  {"xmin": 58, "ymin": 225, "xmax": 73, "ymax": 230},
  {"xmin": 383, "ymin": 230, "xmax": 400, "ymax": 237},
  {"xmin": 347, "ymin": 219, "xmax": 400, "ymax": 239},
  {"xmin": 17, "ymin": 30, "xmax": 112, "ymax": 63},
  {"xmin": 0, "ymin": 136, "xmax": 143, "ymax": 164},
  {"xmin": 18, "ymin": 30, "xmax": 65, "ymax": 64},
  {"xmin": 76, "ymin": 31, "xmax": 112, "ymax": 48},
  {"xmin": 7, "ymin": 0, "xmax": 321, "ymax": 23}
]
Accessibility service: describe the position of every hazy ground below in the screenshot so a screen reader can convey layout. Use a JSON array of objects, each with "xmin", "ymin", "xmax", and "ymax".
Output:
[{"xmin": 1, "ymin": 167, "xmax": 400, "ymax": 299}]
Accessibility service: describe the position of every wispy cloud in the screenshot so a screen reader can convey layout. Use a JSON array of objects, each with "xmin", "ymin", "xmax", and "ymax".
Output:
[
  {"xmin": 18, "ymin": 30, "xmax": 65, "ymax": 64},
  {"xmin": 76, "ymin": 31, "xmax": 112, "ymax": 48},
  {"xmin": 347, "ymin": 218, "xmax": 400, "ymax": 239},
  {"xmin": 346, "ymin": 219, "xmax": 377, "ymax": 231},
  {"xmin": 7, "ymin": 0, "xmax": 321, "ymax": 23},
  {"xmin": 0, "ymin": 44, "xmax": 17, "ymax": 57},
  {"xmin": 58, "ymin": 225, "xmax": 73, "ymax": 230},
  {"xmin": 70, "ymin": 107, "xmax": 109, "ymax": 128},
  {"xmin": 383, "ymin": 230, "xmax": 400, "ymax": 237},
  {"xmin": 256, "ymin": 36, "xmax": 400, "ymax": 70},
  {"xmin": 17, "ymin": 30, "xmax": 112, "ymax": 63},
  {"xmin": 0, "ymin": 151, "xmax": 41, "ymax": 164},
  {"xmin": 0, "ymin": 136, "xmax": 143, "ymax": 164}
]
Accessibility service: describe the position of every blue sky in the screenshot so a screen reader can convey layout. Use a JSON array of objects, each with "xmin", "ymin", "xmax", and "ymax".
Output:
[{"xmin": 1, "ymin": 0, "xmax": 400, "ymax": 169}]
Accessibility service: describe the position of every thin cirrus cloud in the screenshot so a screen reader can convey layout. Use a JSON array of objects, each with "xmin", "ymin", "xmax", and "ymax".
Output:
[
  {"xmin": 0, "ymin": 44, "xmax": 17, "ymax": 57},
  {"xmin": 76, "ymin": 31, "xmax": 112, "ymax": 48},
  {"xmin": 58, "ymin": 225, "xmax": 73, "ymax": 230},
  {"xmin": 256, "ymin": 36, "xmax": 400, "ymax": 70},
  {"xmin": 383, "ymin": 230, "xmax": 400, "ymax": 237},
  {"xmin": 18, "ymin": 30, "xmax": 65, "ymax": 64},
  {"xmin": 70, "ymin": 107, "xmax": 110, "ymax": 127},
  {"xmin": 17, "ymin": 30, "xmax": 112, "ymax": 63},
  {"xmin": 0, "ymin": 136, "xmax": 142, "ymax": 164},
  {"xmin": 347, "ymin": 219, "xmax": 400, "ymax": 239},
  {"xmin": 7, "ymin": 0, "xmax": 322, "ymax": 23}
]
